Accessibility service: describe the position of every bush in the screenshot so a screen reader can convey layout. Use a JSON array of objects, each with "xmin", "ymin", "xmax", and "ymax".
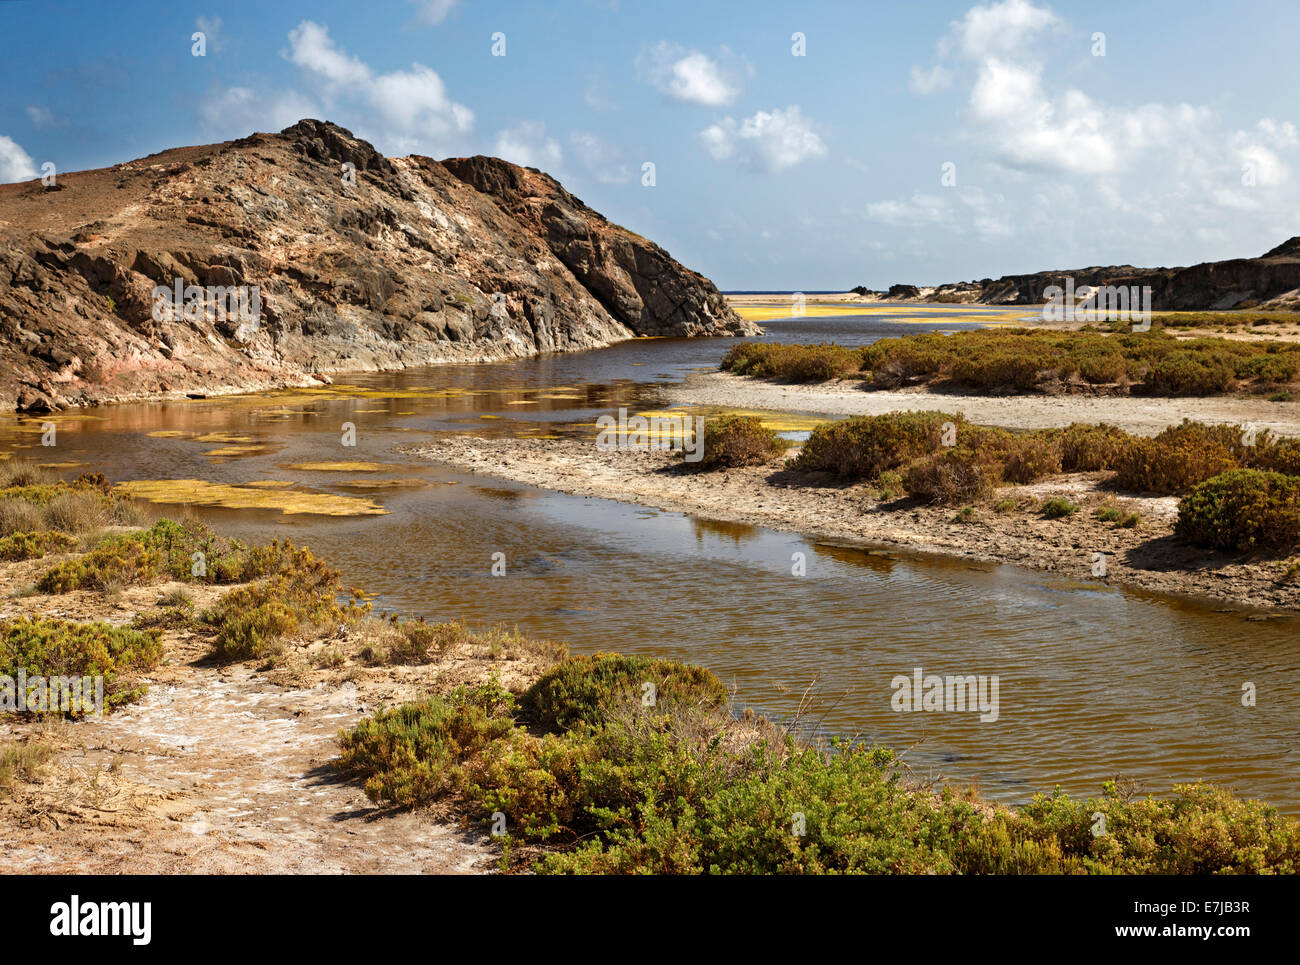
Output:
[
  {"xmin": 1041, "ymin": 497, "xmax": 1079, "ymax": 518},
  {"xmin": 720, "ymin": 343, "xmax": 864, "ymax": 382},
  {"xmin": 1145, "ymin": 352, "xmax": 1235, "ymax": 395},
  {"xmin": 1114, "ymin": 422, "xmax": 1239, "ymax": 495},
  {"xmin": 697, "ymin": 415, "xmax": 787, "ymax": 469},
  {"xmin": 0, "ymin": 530, "xmax": 77, "ymax": 562},
  {"xmin": 0, "ymin": 616, "xmax": 163, "ymax": 712},
  {"xmin": 201, "ymin": 546, "xmax": 369, "ymax": 661},
  {"xmin": 1059, "ymin": 423, "xmax": 1130, "ymax": 471},
  {"xmin": 1176, "ymin": 469, "xmax": 1300, "ymax": 553},
  {"xmin": 792, "ymin": 411, "xmax": 955, "ymax": 478},
  {"xmin": 522, "ymin": 653, "xmax": 729, "ymax": 732},
  {"xmin": 903, "ymin": 448, "xmax": 1001, "ymax": 504}
]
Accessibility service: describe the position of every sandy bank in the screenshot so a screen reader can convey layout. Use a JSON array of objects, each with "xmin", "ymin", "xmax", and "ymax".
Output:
[{"xmin": 663, "ymin": 371, "xmax": 1300, "ymax": 438}]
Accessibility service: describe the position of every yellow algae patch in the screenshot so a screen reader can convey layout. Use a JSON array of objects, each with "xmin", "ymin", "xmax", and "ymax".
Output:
[
  {"xmin": 147, "ymin": 429, "xmax": 190, "ymax": 438},
  {"xmin": 38, "ymin": 461, "xmax": 88, "ymax": 469},
  {"xmin": 285, "ymin": 461, "xmax": 395, "ymax": 472},
  {"xmin": 194, "ymin": 432, "xmax": 256, "ymax": 444},
  {"xmin": 503, "ymin": 400, "xmax": 540, "ymax": 405},
  {"xmin": 115, "ymin": 480, "xmax": 387, "ymax": 516},
  {"xmin": 205, "ymin": 445, "xmax": 271, "ymax": 457},
  {"xmin": 244, "ymin": 480, "xmax": 296, "ymax": 488},
  {"xmin": 479, "ymin": 414, "xmax": 502, "ymax": 420}
]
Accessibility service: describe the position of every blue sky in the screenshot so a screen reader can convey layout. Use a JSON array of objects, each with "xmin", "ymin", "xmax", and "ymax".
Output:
[{"xmin": 3, "ymin": 0, "xmax": 1299, "ymax": 289}]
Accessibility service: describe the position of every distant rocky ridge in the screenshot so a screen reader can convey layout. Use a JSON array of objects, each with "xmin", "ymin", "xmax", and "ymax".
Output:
[
  {"xmin": 0, "ymin": 119, "xmax": 754, "ymax": 412},
  {"xmin": 856, "ymin": 238, "xmax": 1300, "ymax": 311}
]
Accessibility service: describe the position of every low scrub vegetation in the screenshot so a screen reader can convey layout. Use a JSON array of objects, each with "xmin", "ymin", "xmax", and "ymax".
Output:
[
  {"xmin": 1176, "ymin": 470, "xmax": 1300, "ymax": 553},
  {"xmin": 200, "ymin": 545, "xmax": 369, "ymax": 661},
  {"xmin": 696, "ymin": 414, "xmax": 787, "ymax": 469},
  {"xmin": 721, "ymin": 329, "xmax": 1300, "ymax": 397},
  {"xmin": 338, "ymin": 652, "xmax": 1300, "ymax": 874},
  {"xmin": 0, "ymin": 530, "xmax": 78, "ymax": 561},
  {"xmin": 0, "ymin": 616, "xmax": 163, "ymax": 712},
  {"xmin": 0, "ymin": 738, "xmax": 54, "ymax": 797},
  {"xmin": 0, "ymin": 465, "xmax": 143, "ymax": 538},
  {"xmin": 37, "ymin": 518, "xmax": 297, "ymax": 593}
]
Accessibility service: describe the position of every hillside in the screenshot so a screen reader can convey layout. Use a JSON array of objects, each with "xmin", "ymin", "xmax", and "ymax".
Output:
[
  {"xmin": 860, "ymin": 238, "xmax": 1300, "ymax": 310},
  {"xmin": 0, "ymin": 119, "xmax": 754, "ymax": 412}
]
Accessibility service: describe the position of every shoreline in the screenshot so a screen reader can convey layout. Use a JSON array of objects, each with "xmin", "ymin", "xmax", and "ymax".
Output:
[{"xmin": 403, "ymin": 433, "xmax": 1300, "ymax": 614}]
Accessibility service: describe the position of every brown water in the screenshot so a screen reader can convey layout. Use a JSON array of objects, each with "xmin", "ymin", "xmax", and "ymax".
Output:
[{"xmin": 4, "ymin": 307, "xmax": 1297, "ymax": 812}]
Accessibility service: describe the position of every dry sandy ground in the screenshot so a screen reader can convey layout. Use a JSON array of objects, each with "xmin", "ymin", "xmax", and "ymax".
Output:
[
  {"xmin": 665, "ymin": 371, "xmax": 1300, "ymax": 438},
  {"xmin": 0, "ymin": 560, "xmax": 554, "ymax": 874},
  {"xmin": 406, "ymin": 435, "xmax": 1300, "ymax": 613}
]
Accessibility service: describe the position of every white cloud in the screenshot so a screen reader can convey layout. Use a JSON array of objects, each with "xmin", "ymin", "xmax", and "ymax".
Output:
[
  {"xmin": 196, "ymin": 16, "xmax": 225, "ymax": 52},
  {"xmin": 26, "ymin": 105, "xmax": 55, "ymax": 129},
  {"xmin": 699, "ymin": 106, "xmax": 827, "ymax": 173},
  {"xmin": 948, "ymin": 0, "xmax": 1061, "ymax": 59},
  {"xmin": 0, "ymin": 135, "xmax": 37, "ymax": 183},
  {"xmin": 200, "ymin": 20, "xmax": 474, "ymax": 156},
  {"xmin": 570, "ymin": 131, "xmax": 631, "ymax": 183},
  {"xmin": 909, "ymin": 65, "xmax": 952, "ymax": 96},
  {"xmin": 639, "ymin": 42, "xmax": 748, "ymax": 106},
  {"xmin": 863, "ymin": 188, "xmax": 1012, "ymax": 242},
  {"xmin": 865, "ymin": 192, "xmax": 949, "ymax": 227},
  {"xmin": 408, "ymin": 0, "xmax": 458, "ymax": 25},
  {"xmin": 494, "ymin": 122, "xmax": 562, "ymax": 172}
]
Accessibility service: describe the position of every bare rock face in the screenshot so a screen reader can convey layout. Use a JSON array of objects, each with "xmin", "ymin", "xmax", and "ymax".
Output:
[
  {"xmin": 887, "ymin": 239, "xmax": 1300, "ymax": 310},
  {"xmin": 0, "ymin": 119, "xmax": 756, "ymax": 411}
]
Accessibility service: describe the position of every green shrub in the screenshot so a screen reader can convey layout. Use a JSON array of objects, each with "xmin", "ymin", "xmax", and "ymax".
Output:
[
  {"xmin": 0, "ymin": 530, "xmax": 77, "ymax": 562},
  {"xmin": 720, "ymin": 343, "xmax": 865, "ymax": 382},
  {"xmin": 697, "ymin": 415, "xmax": 787, "ymax": 469},
  {"xmin": 201, "ymin": 546, "xmax": 369, "ymax": 661},
  {"xmin": 1145, "ymin": 352, "xmax": 1235, "ymax": 395},
  {"xmin": 792, "ymin": 411, "xmax": 955, "ymax": 478},
  {"xmin": 1114, "ymin": 422, "xmax": 1239, "ymax": 494},
  {"xmin": 0, "ymin": 616, "xmax": 162, "ymax": 712},
  {"xmin": 1041, "ymin": 497, "xmax": 1079, "ymax": 519},
  {"xmin": 522, "ymin": 653, "xmax": 728, "ymax": 732},
  {"xmin": 1059, "ymin": 423, "xmax": 1130, "ymax": 471},
  {"xmin": 903, "ymin": 448, "xmax": 1001, "ymax": 504},
  {"xmin": 1176, "ymin": 469, "xmax": 1300, "ymax": 553}
]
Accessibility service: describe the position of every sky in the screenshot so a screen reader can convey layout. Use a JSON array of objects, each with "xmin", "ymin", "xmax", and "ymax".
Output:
[{"xmin": 2, "ymin": 0, "xmax": 1299, "ymax": 290}]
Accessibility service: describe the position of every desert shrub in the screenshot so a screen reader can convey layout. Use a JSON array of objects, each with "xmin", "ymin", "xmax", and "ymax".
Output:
[
  {"xmin": 1114, "ymin": 422, "xmax": 1239, "ymax": 494},
  {"xmin": 522, "ymin": 652, "xmax": 728, "ymax": 732},
  {"xmin": 1041, "ymin": 497, "xmax": 1079, "ymax": 518},
  {"xmin": 1000, "ymin": 433, "xmax": 1063, "ymax": 483},
  {"xmin": 0, "ymin": 616, "xmax": 162, "ymax": 712},
  {"xmin": 387, "ymin": 619, "xmax": 472, "ymax": 664},
  {"xmin": 0, "ymin": 738, "xmax": 54, "ymax": 796},
  {"xmin": 697, "ymin": 415, "xmax": 787, "ymax": 469},
  {"xmin": 1059, "ymin": 423, "xmax": 1131, "ymax": 471},
  {"xmin": 339, "ymin": 655, "xmax": 1300, "ymax": 875},
  {"xmin": 0, "ymin": 530, "xmax": 77, "ymax": 562},
  {"xmin": 1145, "ymin": 351, "xmax": 1235, "ymax": 395},
  {"xmin": 201, "ymin": 546, "xmax": 369, "ymax": 661},
  {"xmin": 1176, "ymin": 469, "xmax": 1300, "ymax": 553},
  {"xmin": 1258, "ymin": 437, "xmax": 1300, "ymax": 476},
  {"xmin": 949, "ymin": 351, "xmax": 1052, "ymax": 391},
  {"xmin": 36, "ymin": 518, "xmax": 296, "ymax": 593},
  {"xmin": 1239, "ymin": 352, "xmax": 1300, "ymax": 384},
  {"xmin": 792, "ymin": 411, "xmax": 955, "ymax": 478},
  {"xmin": 903, "ymin": 448, "xmax": 1001, "ymax": 504},
  {"xmin": 719, "ymin": 343, "xmax": 864, "ymax": 382}
]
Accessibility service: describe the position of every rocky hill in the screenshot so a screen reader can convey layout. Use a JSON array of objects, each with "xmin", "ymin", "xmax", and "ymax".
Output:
[
  {"xmin": 859, "ymin": 239, "xmax": 1300, "ymax": 310},
  {"xmin": 0, "ymin": 119, "xmax": 754, "ymax": 412}
]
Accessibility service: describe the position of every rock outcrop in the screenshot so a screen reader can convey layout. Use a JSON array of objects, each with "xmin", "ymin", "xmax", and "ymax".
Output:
[
  {"xmin": 0, "ymin": 119, "xmax": 755, "ymax": 411},
  {"xmin": 861, "ymin": 239, "xmax": 1300, "ymax": 310}
]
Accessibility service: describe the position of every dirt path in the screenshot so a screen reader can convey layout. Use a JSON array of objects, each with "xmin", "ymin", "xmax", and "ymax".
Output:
[
  {"xmin": 0, "ymin": 573, "xmax": 503, "ymax": 874},
  {"xmin": 665, "ymin": 371, "xmax": 1300, "ymax": 437}
]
